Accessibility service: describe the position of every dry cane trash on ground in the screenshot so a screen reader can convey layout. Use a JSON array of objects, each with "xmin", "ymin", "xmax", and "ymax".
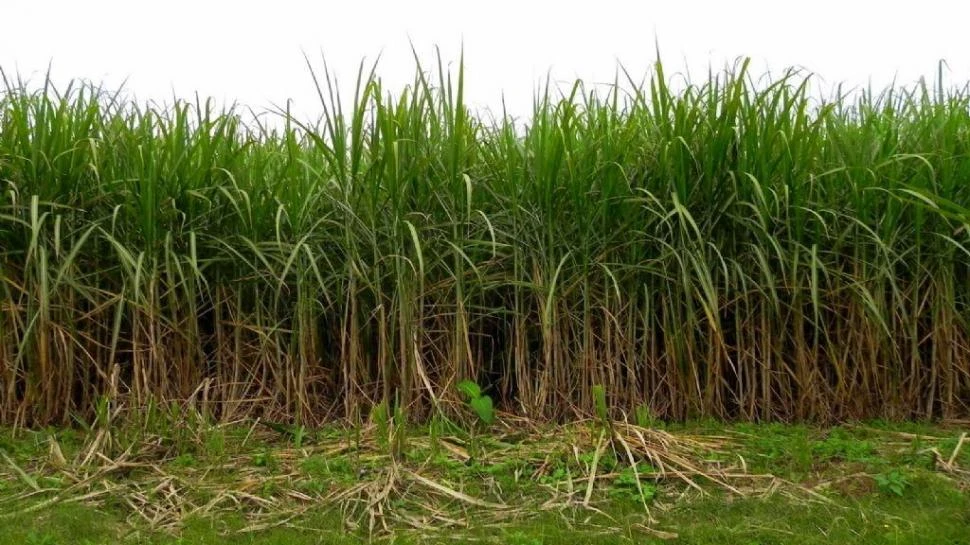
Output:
[{"xmin": 5, "ymin": 412, "xmax": 966, "ymax": 540}]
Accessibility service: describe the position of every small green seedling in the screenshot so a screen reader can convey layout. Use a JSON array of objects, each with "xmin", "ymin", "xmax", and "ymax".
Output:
[
  {"xmin": 370, "ymin": 400, "xmax": 407, "ymax": 460},
  {"xmin": 457, "ymin": 380, "xmax": 495, "ymax": 425},
  {"xmin": 592, "ymin": 384, "xmax": 609, "ymax": 427},
  {"xmin": 634, "ymin": 403, "xmax": 656, "ymax": 428},
  {"xmin": 252, "ymin": 449, "xmax": 275, "ymax": 469},
  {"xmin": 371, "ymin": 401, "xmax": 390, "ymax": 450},
  {"xmin": 391, "ymin": 403, "xmax": 408, "ymax": 460},
  {"xmin": 457, "ymin": 379, "xmax": 495, "ymax": 462}
]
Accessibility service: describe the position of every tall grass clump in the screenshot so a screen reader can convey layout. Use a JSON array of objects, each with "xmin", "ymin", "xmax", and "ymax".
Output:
[{"xmin": 2, "ymin": 56, "xmax": 970, "ymax": 427}]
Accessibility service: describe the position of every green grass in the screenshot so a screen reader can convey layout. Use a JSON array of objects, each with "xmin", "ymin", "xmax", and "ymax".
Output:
[
  {"xmin": 6, "ymin": 492, "xmax": 969, "ymax": 545},
  {"xmin": 0, "ymin": 421, "xmax": 967, "ymax": 544},
  {"xmin": 3, "ymin": 54, "xmax": 970, "ymax": 426}
]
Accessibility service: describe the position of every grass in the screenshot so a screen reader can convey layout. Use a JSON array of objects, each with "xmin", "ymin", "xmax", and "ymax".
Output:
[
  {"xmin": 0, "ymin": 419, "xmax": 967, "ymax": 544},
  {"xmin": 2, "ymin": 53, "xmax": 970, "ymax": 426}
]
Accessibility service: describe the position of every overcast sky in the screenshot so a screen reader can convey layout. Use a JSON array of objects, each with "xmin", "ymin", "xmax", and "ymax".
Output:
[{"xmin": 2, "ymin": 0, "xmax": 969, "ymax": 121}]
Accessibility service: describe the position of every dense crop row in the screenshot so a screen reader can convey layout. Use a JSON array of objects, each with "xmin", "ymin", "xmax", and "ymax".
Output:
[{"xmin": 2, "ymin": 57, "xmax": 970, "ymax": 426}]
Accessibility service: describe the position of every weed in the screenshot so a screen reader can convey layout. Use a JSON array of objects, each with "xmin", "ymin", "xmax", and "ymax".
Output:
[
  {"xmin": 874, "ymin": 470, "xmax": 911, "ymax": 497},
  {"xmin": 458, "ymin": 379, "xmax": 495, "ymax": 426},
  {"xmin": 740, "ymin": 424, "xmax": 814, "ymax": 476},
  {"xmin": 203, "ymin": 427, "xmax": 226, "ymax": 459},
  {"xmin": 457, "ymin": 379, "xmax": 495, "ymax": 462},
  {"xmin": 579, "ymin": 450, "xmax": 617, "ymax": 473},
  {"xmin": 170, "ymin": 453, "xmax": 198, "ymax": 468},
  {"xmin": 299, "ymin": 478, "xmax": 329, "ymax": 495},
  {"xmin": 24, "ymin": 532, "xmax": 57, "ymax": 545},
  {"xmin": 813, "ymin": 429, "xmax": 875, "ymax": 463},
  {"xmin": 609, "ymin": 463, "xmax": 658, "ymax": 504},
  {"xmin": 591, "ymin": 384, "xmax": 609, "ymax": 426},
  {"xmin": 539, "ymin": 465, "xmax": 569, "ymax": 486},
  {"xmin": 633, "ymin": 404, "xmax": 657, "ymax": 428},
  {"xmin": 252, "ymin": 449, "xmax": 275, "ymax": 469}
]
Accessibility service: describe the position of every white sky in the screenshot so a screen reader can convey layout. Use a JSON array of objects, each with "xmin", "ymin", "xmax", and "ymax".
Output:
[{"xmin": 2, "ymin": 0, "xmax": 969, "ymax": 122}]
